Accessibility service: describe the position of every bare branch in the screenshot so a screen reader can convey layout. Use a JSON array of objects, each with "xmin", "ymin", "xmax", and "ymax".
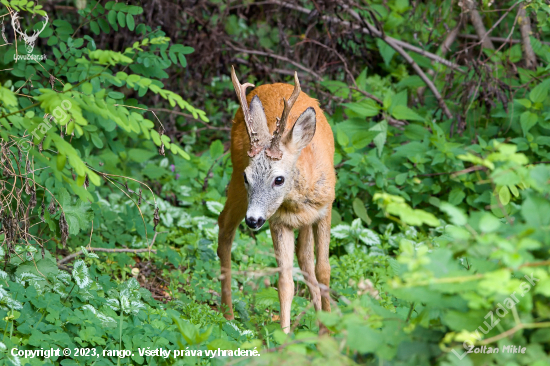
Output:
[
  {"xmin": 266, "ymin": 0, "xmax": 464, "ymax": 73},
  {"xmin": 385, "ymin": 37, "xmax": 454, "ymax": 120},
  {"xmin": 467, "ymin": 6, "xmax": 495, "ymax": 49},
  {"xmin": 440, "ymin": 24, "xmax": 461, "ymax": 55},
  {"xmin": 458, "ymin": 34, "xmax": 550, "ymax": 46},
  {"xmin": 58, "ymin": 247, "xmax": 160, "ymax": 265},
  {"xmin": 228, "ymin": 43, "xmax": 323, "ymax": 80},
  {"xmin": 337, "ymin": 4, "xmax": 454, "ymax": 119},
  {"xmin": 518, "ymin": 6, "xmax": 537, "ymax": 69},
  {"xmin": 418, "ymin": 21, "xmax": 462, "ymax": 100}
]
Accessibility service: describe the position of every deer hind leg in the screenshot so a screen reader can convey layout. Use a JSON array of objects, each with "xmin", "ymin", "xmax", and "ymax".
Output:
[
  {"xmin": 296, "ymin": 226, "xmax": 322, "ymax": 312},
  {"xmin": 313, "ymin": 207, "xmax": 332, "ymax": 313},
  {"xmin": 271, "ymin": 223, "xmax": 295, "ymax": 333},
  {"xmin": 217, "ymin": 180, "xmax": 247, "ymax": 320}
]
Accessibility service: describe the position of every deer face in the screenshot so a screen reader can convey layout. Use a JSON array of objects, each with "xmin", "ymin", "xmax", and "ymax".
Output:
[
  {"xmin": 242, "ymin": 102, "xmax": 316, "ymax": 230},
  {"xmin": 230, "ymin": 67, "xmax": 312, "ymax": 230}
]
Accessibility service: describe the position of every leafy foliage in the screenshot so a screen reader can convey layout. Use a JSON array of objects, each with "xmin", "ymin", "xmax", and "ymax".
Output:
[{"xmin": 1, "ymin": 0, "xmax": 550, "ymax": 365}]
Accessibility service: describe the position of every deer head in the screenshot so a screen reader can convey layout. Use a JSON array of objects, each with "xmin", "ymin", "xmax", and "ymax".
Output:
[
  {"xmin": 231, "ymin": 67, "xmax": 317, "ymax": 229},
  {"xmin": 11, "ymin": 12, "xmax": 48, "ymax": 54}
]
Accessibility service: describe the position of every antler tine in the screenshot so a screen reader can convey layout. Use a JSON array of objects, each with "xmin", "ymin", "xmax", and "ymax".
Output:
[
  {"xmin": 27, "ymin": 14, "xmax": 48, "ymax": 43},
  {"xmin": 33, "ymin": 14, "xmax": 48, "ymax": 38},
  {"xmin": 231, "ymin": 66, "xmax": 265, "ymax": 157},
  {"xmin": 266, "ymin": 72, "xmax": 301, "ymax": 160},
  {"xmin": 11, "ymin": 12, "xmax": 24, "ymax": 36}
]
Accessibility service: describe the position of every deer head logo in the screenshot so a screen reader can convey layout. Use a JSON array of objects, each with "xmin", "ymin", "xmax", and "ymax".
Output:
[{"xmin": 11, "ymin": 12, "xmax": 48, "ymax": 54}]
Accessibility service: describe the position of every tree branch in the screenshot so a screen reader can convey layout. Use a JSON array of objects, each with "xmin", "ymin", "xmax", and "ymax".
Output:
[
  {"xmin": 458, "ymin": 34, "xmax": 550, "ymax": 46},
  {"xmin": 58, "ymin": 230, "xmax": 167, "ymax": 265},
  {"xmin": 227, "ymin": 43, "xmax": 323, "ymax": 80},
  {"xmin": 384, "ymin": 36, "xmax": 453, "ymax": 119},
  {"xmin": 266, "ymin": 0, "xmax": 463, "ymax": 73},
  {"xmin": 343, "ymin": 4, "xmax": 453, "ymax": 119},
  {"xmin": 440, "ymin": 24, "xmax": 461, "ymax": 55},
  {"xmin": 468, "ymin": 6, "xmax": 495, "ymax": 49},
  {"xmin": 58, "ymin": 247, "xmax": 158, "ymax": 265},
  {"xmin": 418, "ymin": 21, "xmax": 461, "ymax": 100},
  {"xmin": 479, "ymin": 322, "xmax": 550, "ymax": 345},
  {"xmin": 518, "ymin": 6, "xmax": 537, "ymax": 69}
]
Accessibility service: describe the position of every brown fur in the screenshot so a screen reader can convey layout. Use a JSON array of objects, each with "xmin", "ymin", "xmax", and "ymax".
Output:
[{"xmin": 217, "ymin": 83, "xmax": 335, "ymax": 333}]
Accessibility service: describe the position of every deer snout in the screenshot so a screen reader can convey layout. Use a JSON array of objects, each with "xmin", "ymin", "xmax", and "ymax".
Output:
[{"xmin": 245, "ymin": 216, "xmax": 265, "ymax": 230}]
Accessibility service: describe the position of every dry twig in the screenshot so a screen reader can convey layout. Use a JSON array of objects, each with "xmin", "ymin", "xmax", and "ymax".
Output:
[
  {"xmin": 58, "ymin": 247, "xmax": 159, "ymax": 265},
  {"xmin": 267, "ymin": 0, "xmax": 463, "ymax": 72},
  {"xmin": 518, "ymin": 6, "xmax": 537, "ymax": 69}
]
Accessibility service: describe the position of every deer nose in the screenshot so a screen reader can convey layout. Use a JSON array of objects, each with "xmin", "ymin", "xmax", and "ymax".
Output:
[{"xmin": 245, "ymin": 216, "xmax": 265, "ymax": 229}]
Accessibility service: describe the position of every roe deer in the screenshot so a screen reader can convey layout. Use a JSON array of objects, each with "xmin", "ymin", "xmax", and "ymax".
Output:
[{"xmin": 217, "ymin": 67, "xmax": 335, "ymax": 333}]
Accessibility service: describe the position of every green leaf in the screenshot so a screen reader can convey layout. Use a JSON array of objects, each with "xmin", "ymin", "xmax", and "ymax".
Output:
[
  {"xmin": 343, "ymin": 100, "xmax": 380, "ymax": 117},
  {"xmin": 479, "ymin": 213, "xmax": 500, "ymax": 233},
  {"xmin": 395, "ymin": 173, "xmax": 408, "ymax": 185},
  {"xmin": 516, "ymin": 98, "xmax": 531, "ymax": 108},
  {"xmin": 376, "ymin": 38, "xmax": 396, "ymax": 66},
  {"xmin": 206, "ymin": 201, "xmax": 224, "ymax": 215},
  {"xmin": 108, "ymin": 10, "xmax": 117, "ymax": 25},
  {"xmin": 449, "ymin": 187, "xmax": 466, "ymax": 205},
  {"xmin": 126, "ymin": 14, "xmax": 135, "ymax": 31},
  {"xmin": 57, "ymin": 154, "xmax": 66, "ymax": 171},
  {"xmin": 58, "ymin": 188, "xmax": 94, "ymax": 235},
  {"xmin": 529, "ymin": 80, "xmax": 549, "ymax": 103},
  {"xmin": 347, "ymin": 325, "xmax": 382, "ymax": 353},
  {"xmin": 108, "ymin": 91, "xmax": 124, "ymax": 99},
  {"xmin": 117, "ymin": 11, "xmax": 126, "ymax": 28},
  {"xmin": 255, "ymin": 288, "xmax": 279, "ymax": 307},
  {"xmin": 47, "ymin": 36, "xmax": 58, "ymax": 46},
  {"xmin": 439, "ymin": 202, "xmax": 467, "ymax": 226},
  {"xmin": 128, "ymin": 148, "xmax": 157, "ymax": 163},
  {"xmin": 391, "ymin": 105, "xmax": 424, "ymax": 121},
  {"xmin": 359, "ymin": 228, "xmax": 380, "ymax": 245},
  {"xmin": 209, "ymin": 140, "xmax": 224, "ymax": 159},
  {"xmin": 352, "ymin": 198, "xmax": 371, "ymax": 226},
  {"xmin": 369, "ymin": 120, "xmax": 387, "ymax": 157},
  {"xmin": 336, "ymin": 127, "xmax": 349, "ymax": 147},
  {"xmin": 273, "ymin": 330, "xmax": 288, "ymax": 345},
  {"xmin": 81, "ymin": 82, "xmax": 93, "ymax": 94},
  {"xmin": 521, "ymin": 194, "xmax": 550, "ymax": 227},
  {"xmin": 336, "ymin": 121, "xmax": 381, "ymax": 149},
  {"xmin": 520, "ymin": 111, "xmax": 538, "ymax": 136},
  {"xmin": 72, "ymin": 260, "xmax": 92, "ymax": 289},
  {"xmin": 498, "ymin": 186, "xmax": 511, "ymax": 205}
]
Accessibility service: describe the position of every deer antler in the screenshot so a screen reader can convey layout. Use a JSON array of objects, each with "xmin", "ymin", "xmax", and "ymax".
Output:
[
  {"xmin": 265, "ymin": 72, "xmax": 301, "ymax": 160},
  {"xmin": 30, "ymin": 13, "xmax": 48, "ymax": 40},
  {"xmin": 231, "ymin": 66, "xmax": 265, "ymax": 157},
  {"xmin": 11, "ymin": 12, "xmax": 25, "ymax": 39},
  {"xmin": 10, "ymin": 12, "xmax": 48, "ymax": 53}
]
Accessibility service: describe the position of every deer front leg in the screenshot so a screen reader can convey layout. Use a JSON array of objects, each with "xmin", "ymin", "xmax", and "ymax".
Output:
[
  {"xmin": 296, "ymin": 226, "xmax": 322, "ymax": 312},
  {"xmin": 217, "ymin": 180, "xmax": 247, "ymax": 320},
  {"xmin": 314, "ymin": 207, "xmax": 332, "ymax": 313},
  {"xmin": 217, "ymin": 223, "xmax": 236, "ymax": 320},
  {"xmin": 270, "ymin": 223, "xmax": 295, "ymax": 333}
]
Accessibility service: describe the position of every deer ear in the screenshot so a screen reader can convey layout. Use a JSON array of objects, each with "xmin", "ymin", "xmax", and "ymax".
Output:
[{"xmin": 285, "ymin": 107, "xmax": 316, "ymax": 152}]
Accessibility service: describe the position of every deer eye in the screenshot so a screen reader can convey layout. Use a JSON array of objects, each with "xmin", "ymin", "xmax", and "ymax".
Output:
[
  {"xmin": 243, "ymin": 173, "xmax": 249, "ymax": 185},
  {"xmin": 274, "ymin": 176, "xmax": 285, "ymax": 186}
]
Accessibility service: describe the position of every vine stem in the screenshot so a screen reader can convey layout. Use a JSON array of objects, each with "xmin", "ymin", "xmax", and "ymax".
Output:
[
  {"xmin": 58, "ymin": 246, "xmax": 161, "ymax": 265},
  {"xmin": 479, "ymin": 322, "xmax": 550, "ymax": 345},
  {"xmin": 394, "ymin": 259, "xmax": 550, "ymax": 288}
]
